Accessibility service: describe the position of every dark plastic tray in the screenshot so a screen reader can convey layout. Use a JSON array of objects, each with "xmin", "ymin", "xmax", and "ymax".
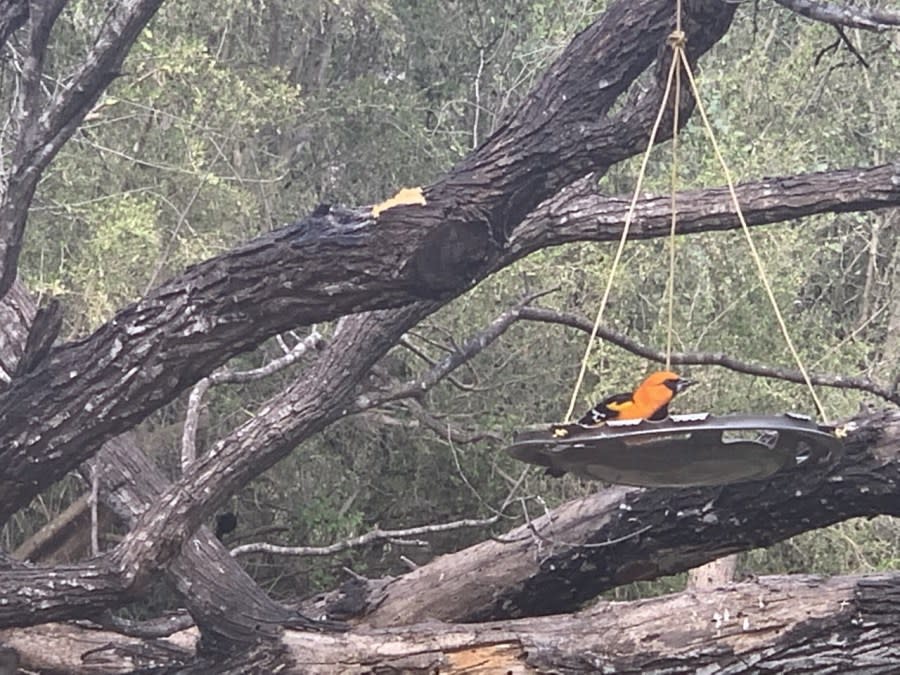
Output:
[{"xmin": 505, "ymin": 412, "xmax": 842, "ymax": 487}]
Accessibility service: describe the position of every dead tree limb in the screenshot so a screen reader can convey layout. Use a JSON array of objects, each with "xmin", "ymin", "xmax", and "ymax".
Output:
[{"xmin": 5, "ymin": 571, "xmax": 900, "ymax": 673}]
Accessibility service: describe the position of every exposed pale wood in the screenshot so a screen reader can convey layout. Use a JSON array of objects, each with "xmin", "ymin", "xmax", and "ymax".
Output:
[{"xmin": 688, "ymin": 555, "xmax": 737, "ymax": 591}]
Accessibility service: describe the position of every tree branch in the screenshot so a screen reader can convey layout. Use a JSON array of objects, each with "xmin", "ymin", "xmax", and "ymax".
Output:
[
  {"xmin": 517, "ymin": 305, "xmax": 900, "ymax": 406},
  {"xmin": 230, "ymin": 516, "xmax": 502, "ymax": 559},
  {"xmin": 181, "ymin": 330, "xmax": 324, "ymax": 469},
  {"xmin": 3, "ymin": 404, "xmax": 895, "ymax": 631},
  {"xmin": 359, "ymin": 289, "xmax": 555, "ymax": 409},
  {"xmin": 773, "ymin": 0, "xmax": 900, "ymax": 32},
  {"xmin": 0, "ymin": 0, "xmax": 739, "ymax": 522},
  {"xmin": 7, "ymin": 571, "xmax": 900, "ymax": 672},
  {"xmin": 298, "ymin": 408, "xmax": 900, "ymax": 627}
]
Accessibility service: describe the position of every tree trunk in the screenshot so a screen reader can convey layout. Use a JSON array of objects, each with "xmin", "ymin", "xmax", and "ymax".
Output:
[{"xmin": 5, "ymin": 572, "xmax": 900, "ymax": 673}]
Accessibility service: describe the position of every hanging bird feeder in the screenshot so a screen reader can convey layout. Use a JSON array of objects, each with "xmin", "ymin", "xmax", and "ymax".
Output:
[
  {"xmin": 506, "ymin": 412, "xmax": 842, "ymax": 487},
  {"xmin": 504, "ymin": 5, "xmax": 845, "ymax": 487}
]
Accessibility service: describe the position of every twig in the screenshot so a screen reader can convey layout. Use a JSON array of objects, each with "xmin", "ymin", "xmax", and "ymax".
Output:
[
  {"xmin": 398, "ymin": 336, "xmax": 472, "ymax": 392},
  {"xmin": 358, "ymin": 288, "xmax": 558, "ymax": 410},
  {"xmin": 405, "ymin": 399, "xmax": 504, "ymax": 445},
  {"xmin": 834, "ymin": 25, "xmax": 870, "ymax": 68},
  {"xmin": 181, "ymin": 330, "xmax": 324, "ymax": 470},
  {"xmin": 399, "ymin": 555, "xmax": 419, "ymax": 571},
  {"xmin": 230, "ymin": 516, "xmax": 501, "ymax": 558}
]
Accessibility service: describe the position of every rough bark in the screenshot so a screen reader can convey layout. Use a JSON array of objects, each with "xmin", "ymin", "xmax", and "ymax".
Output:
[
  {"xmin": 687, "ymin": 555, "xmax": 737, "ymax": 591},
  {"xmin": 3, "ymin": 174, "xmax": 900, "ymax": 630},
  {"xmin": 5, "ymin": 572, "xmax": 900, "ymax": 674},
  {"xmin": 0, "ymin": 0, "xmax": 898, "ymax": 667},
  {"xmin": 0, "ymin": 283, "xmax": 316, "ymax": 651},
  {"xmin": 85, "ymin": 435, "xmax": 338, "ymax": 652}
]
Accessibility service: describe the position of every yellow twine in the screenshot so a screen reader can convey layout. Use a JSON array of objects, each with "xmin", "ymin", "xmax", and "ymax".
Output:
[
  {"xmin": 564, "ymin": 51, "xmax": 679, "ymax": 422},
  {"xmin": 665, "ymin": 47, "xmax": 682, "ymax": 370},
  {"xmin": 676, "ymin": 48, "xmax": 828, "ymax": 421}
]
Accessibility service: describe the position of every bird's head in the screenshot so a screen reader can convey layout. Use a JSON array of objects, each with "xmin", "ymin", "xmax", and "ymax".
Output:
[{"xmin": 642, "ymin": 370, "xmax": 696, "ymax": 395}]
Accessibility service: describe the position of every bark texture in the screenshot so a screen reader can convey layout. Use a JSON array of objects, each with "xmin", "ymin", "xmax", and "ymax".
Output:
[
  {"xmin": 1, "ymin": 0, "xmax": 899, "ymax": 669},
  {"xmin": 5, "ymin": 572, "xmax": 900, "ymax": 674}
]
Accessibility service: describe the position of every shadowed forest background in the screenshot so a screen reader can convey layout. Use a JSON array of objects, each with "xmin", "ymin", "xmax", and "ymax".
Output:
[{"xmin": 1, "ymin": 0, "xmax": 900, "ymax": 670}]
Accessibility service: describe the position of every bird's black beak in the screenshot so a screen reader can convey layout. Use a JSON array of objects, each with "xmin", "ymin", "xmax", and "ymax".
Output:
[{"xmin": 675, "ymin": 378, "xmax": 696, "ymax": 393}]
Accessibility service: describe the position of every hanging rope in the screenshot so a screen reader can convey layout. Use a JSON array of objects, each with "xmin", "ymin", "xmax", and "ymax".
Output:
[
  {"xmin": 664, "ymin": 33, "xmax": 683, "ymax": 369},
  {"xmin": 565, "ymin": 0, "xmax": 828, "ymax": 424},
  {"xmin": 675, "ymin": 48, "xmax": 828, "ymax": 422},
  {"xmin": 563, "ymin": 43, "xmax": 680, "ymax": 422}
]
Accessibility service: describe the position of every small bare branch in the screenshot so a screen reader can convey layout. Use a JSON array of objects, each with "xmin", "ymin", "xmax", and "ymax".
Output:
[
  {"xmin": 359, "ymin": 289, "xmax": 557, "ymax": 410},
  {"xmin": 773, "ymin": 0, "xmax": 900, "ymax": 32},
  {"xmin": 518, "ymin": 306, "xmax": 900, "ymax": 405},
  {"xmin": 230, "ymin": 516, "xmax": 501, "ymax": 559},
  {"xmin": 181, "ymin": 330, "xmax": 324, "ymax": 470},
  {"xmin": 180, "ymin": 378, "xmax": 210, "ymax": 471},
  {"xmin": 405, "ymin": 400, "xmax": 504, "ymax": 445},
  {"xmin": 834, "ymin": 24, "xmax": 869, "ymax": 68},
  {"xmin": 207, "ymin": 329, "xmax": 325, "ymax": 386}
]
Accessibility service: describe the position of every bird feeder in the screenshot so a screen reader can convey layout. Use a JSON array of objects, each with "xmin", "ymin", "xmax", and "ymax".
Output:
[{"xmin": 505, "ymin": 412, "xmax": 842, "ymax": 487}]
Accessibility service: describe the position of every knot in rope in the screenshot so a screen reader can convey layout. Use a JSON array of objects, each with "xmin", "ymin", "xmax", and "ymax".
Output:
[{"xmin": 667, "ymin": 30, "xmax": 686, "ymax": 49}]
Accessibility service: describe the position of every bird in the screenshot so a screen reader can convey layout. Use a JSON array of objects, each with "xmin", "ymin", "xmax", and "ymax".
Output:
[
  {"xmin": 576, "ymin": 370, "xmax": 696, "ymax": 426},
  {"xmin": 214, "ymin": 512, "xmax": 238, "ymax": 540}
]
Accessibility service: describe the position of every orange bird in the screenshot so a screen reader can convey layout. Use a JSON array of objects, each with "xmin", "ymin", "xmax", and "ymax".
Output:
[{"xmin": 577, "ymin": 370, "xmax": 695, "ymax": 426}]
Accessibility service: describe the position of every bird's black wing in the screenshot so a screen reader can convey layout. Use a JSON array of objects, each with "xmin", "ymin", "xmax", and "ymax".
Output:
[
  {"xmin": 577, "ymin": 391, "xmax": 633, "ymax": 426},
  {"xmin": 648, "ymin": 403, "xmax": 669, "ymax": 421}
]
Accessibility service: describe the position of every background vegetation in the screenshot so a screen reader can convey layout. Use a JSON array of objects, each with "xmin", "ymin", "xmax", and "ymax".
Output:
[{"xmin": 3, "ymin": 0, "xmax": 899, "ymax": 608}]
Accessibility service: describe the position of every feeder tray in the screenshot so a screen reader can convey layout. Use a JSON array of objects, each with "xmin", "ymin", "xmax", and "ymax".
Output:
[{"xmin": 506, "ymin": 412, "xmax": 842, "ymax": 487}]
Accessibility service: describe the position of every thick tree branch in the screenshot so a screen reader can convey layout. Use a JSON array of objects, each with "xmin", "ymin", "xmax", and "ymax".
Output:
[
  {"xmin": 7, "ymin": 572, "xmax": 900, "ymax": 672},
  {"xmin": 299, "ymin": 409, "xmax": 900, "ymax": 627},
  {"xmin": 0, "ymin": 282, "xmax": 317, "ymax": 651},
  {"xmin": 0, "ymin": 0, "xmax": 737, "ymax": 522},
  {"xmin": 3, "ymin": 404, "xmax": 896, "ymax": 630},
  {"xmin": 3, "ymin": 160, "xmax": 898, "ymax": 623},
  {"xmin": 507, "ymin": 160, "xmax": 900, "ymax": 259},
  {"xmin": 1, "ymin": 0, "xmax": 898, "ymax": 640}
]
